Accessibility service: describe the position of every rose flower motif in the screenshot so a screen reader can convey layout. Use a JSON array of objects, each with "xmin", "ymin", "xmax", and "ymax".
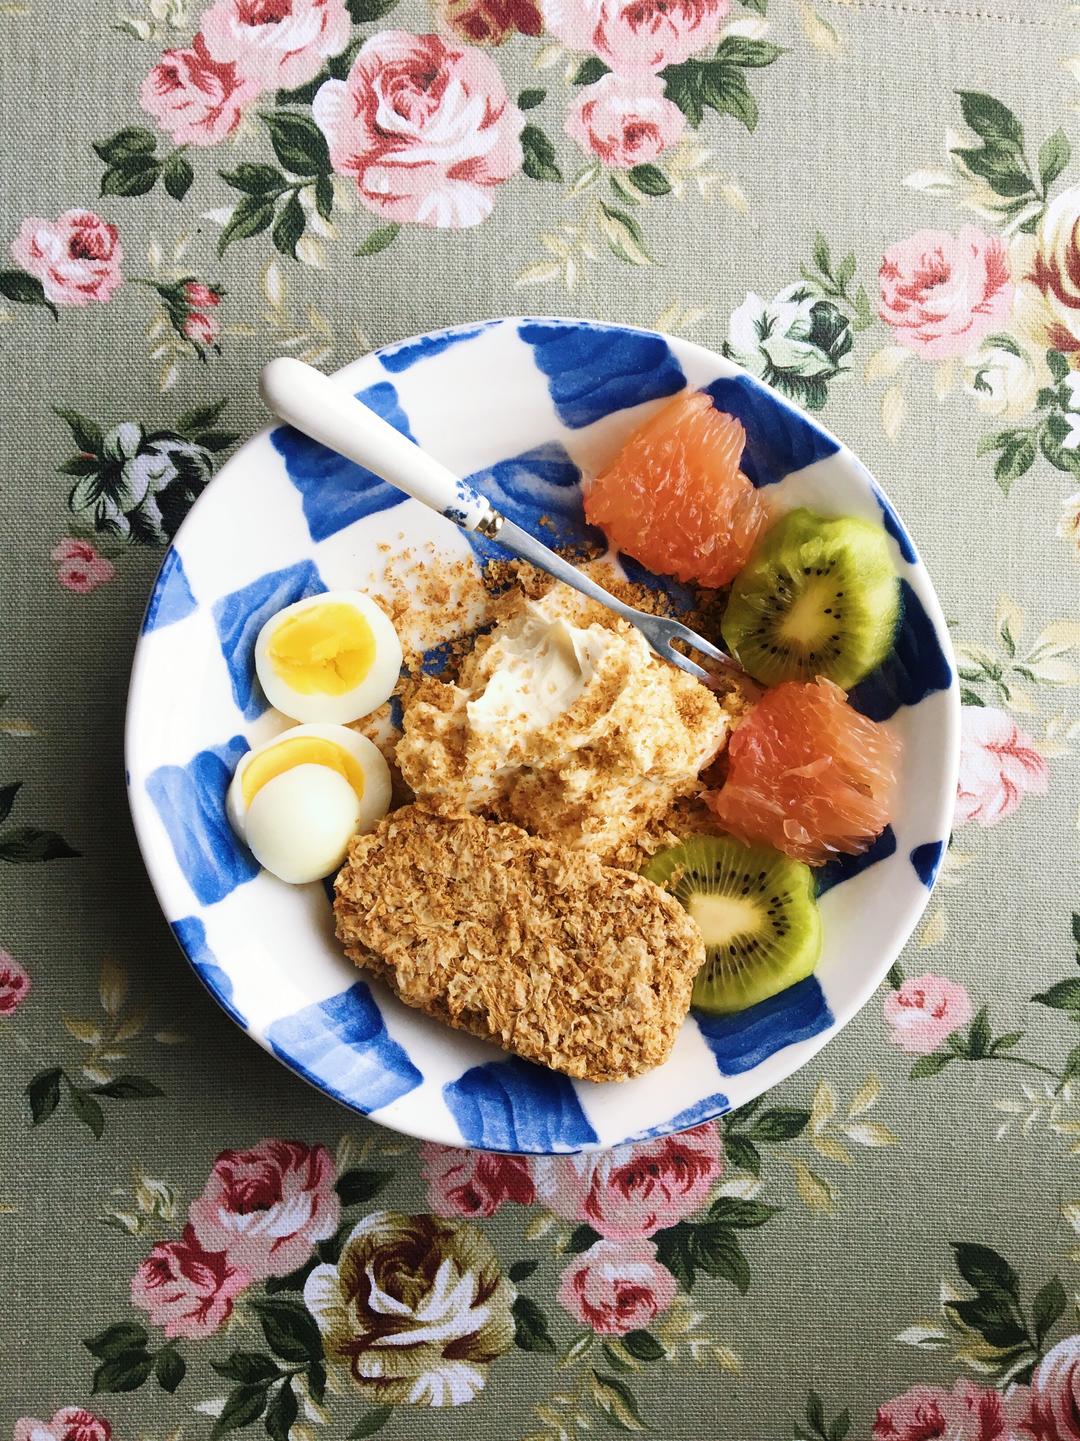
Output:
[
  {"xmin": 303, "ymin": 1209, "xmax": 515, "ymax": 1406},
  {"xmin": 956, "ymin": 705, "xmax": 1048, "ymax": 827},
  {"xmin": 0, "ymin": 950, "xmax": 32, "ymax": 1014},
  {"xmin": 420, "ymin": 1143, "xmax": 536, "ymax": 1217},
  {"xmin": 541, "ymin": 0, "xmax": 729, "ymax": 75},
  {"xmin": 131, "ymin": 1222, "xmax": 252, "ymax": 1339},
  {"xmin": 51, "ymin": 539, "xmax": 115, "ymax": 594},
  {"xmin": 878, "ymin": 227, "xmax": 1013, "ymax": 360},
  {"xmin": 201, "ymin": 0, "xmax": 352, "ymax": 91},
  {"xmin": 533, "ymin": 1122, "xmax": 723, "ymax": 1240},
  {"xmin": 434, "ymin": 0, "xmax": 543, "ymax": 45},
  {"xmin": 557, "ymin": 1239, "xmax": 676, "ymax": 1335},
  {"xmin": 1025, "ymin": 1335, "xmax": 1080, "ymax": 1441},
  {"xmin": 188, "ymin": 1138, "xmax": 341, "ymax": 1280},
  {"xmin": 1024, "ymin": 186, "xmax": 1080, "ymax": 353},
  {"xmin": 873, "ymin": 1378, "xmax": 1030, "ymax": 1441},
  {"xmin": 10, "ymin": 210, "xmax": 123, "ymax": 307},
  {"xmin": 565, "ymin": 73, "xmax": 684, "ymax": 168},
  {"xmin": 883, "ymin": 974, "xmax": 974, "ymax": 1055},
  {"xmin": 725, "ymin": 283, "xmax": 853, "ymax": 408},
  {"xmin": 140, "ymin": 34, "xmax": 262, "ymax": 146},
  {"xmin": 312, "ymin": 30, "xmax": 524, "ymax": 228},
  {"xmin": 14, "ymin": 1410, "xmax": 112, "ymax": 1441}
]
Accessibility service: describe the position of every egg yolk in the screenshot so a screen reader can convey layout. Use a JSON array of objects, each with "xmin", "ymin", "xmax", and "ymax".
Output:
[
  {"xmin": 267, "ymin": 603, "xmax": 376, "ymax": 696},
  {"xmin": 241, "ymin": 737, "xmax": 366, "ymax": 808}
]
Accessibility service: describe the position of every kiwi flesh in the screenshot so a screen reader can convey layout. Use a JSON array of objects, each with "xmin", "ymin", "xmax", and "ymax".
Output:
[
  {"xmin": 643, "ymin": 834, "xmax": 821, "ymax": 1015},
  {"xmin": 721, "ymin": 508, "xmax": 900, "ymax": 689}
]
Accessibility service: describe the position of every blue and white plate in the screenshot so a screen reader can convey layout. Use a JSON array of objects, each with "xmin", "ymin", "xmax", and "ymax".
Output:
[{"xmin": 126, "ymin": 317, "xmax": 959, "ymax": 1154}]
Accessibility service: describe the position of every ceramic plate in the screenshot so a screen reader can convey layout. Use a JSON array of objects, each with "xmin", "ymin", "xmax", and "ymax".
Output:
[{"xmin": 125, "ymin": 317, "xmax": 959, "ymax": 1154}]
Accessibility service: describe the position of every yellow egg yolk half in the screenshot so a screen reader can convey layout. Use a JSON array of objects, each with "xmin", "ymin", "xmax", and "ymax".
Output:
[
  {"xmin": 267, "ymin": 603, "xmax": 376, "ymax": 696},
  {"xmin": 240, "ymin": 737, "xmax": 366, "ymax": 809}
]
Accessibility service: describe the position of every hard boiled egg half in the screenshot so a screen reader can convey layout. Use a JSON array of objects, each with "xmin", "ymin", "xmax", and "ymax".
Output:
[
  {"xmin": 227, "ymin": 724, "xmax": 390, "ymax": 884},
  {"xmin": 255, "ymin": 591, "xmax": 402, "ymax": 725}
]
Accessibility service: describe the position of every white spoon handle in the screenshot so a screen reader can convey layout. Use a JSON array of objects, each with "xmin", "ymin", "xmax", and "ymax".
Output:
[{"xmin": 259, "ymin": 356, "xmax": 499, "ymax": 534}]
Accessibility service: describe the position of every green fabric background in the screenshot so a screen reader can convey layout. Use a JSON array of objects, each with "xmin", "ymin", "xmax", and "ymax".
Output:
[{"xmin": 2, "ymin": 1, "xmax": 1078, "ymax": 1436}]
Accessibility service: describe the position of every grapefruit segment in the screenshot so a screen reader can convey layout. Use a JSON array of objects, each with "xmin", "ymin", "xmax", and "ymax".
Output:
[
  {"xmin": 705, "ymin": 677, "xmax": 900, "ymax": 865},
  {"xmin": 584, "ymin": 389, "xmax": 769, "ymax": 587}
]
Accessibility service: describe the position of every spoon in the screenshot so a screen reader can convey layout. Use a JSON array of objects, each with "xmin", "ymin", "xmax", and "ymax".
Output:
[{"xmin": 259, "ymin": 357, "xmax": 741, "ymax": 683}]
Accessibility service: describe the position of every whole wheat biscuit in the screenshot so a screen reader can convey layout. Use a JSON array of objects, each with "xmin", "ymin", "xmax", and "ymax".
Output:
[{"xmin": 334, "ymin": 806, "xmax": 703, "ymax": 1083}]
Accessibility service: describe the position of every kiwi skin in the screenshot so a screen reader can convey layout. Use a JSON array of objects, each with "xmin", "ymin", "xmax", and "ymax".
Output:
[
  {"xmin": 721, "ymin": 508, "xmax": 900, "ymax": 690},
  {"xmin": 642, "ymin": 834, "xmax": 822, "ymax": 1015}
]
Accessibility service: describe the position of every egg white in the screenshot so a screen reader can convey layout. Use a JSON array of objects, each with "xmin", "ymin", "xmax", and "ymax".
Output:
[
  {"xmin": 227, "ymin": 723, "xmax": 392, "ymax": 883},
  {"xmin": 254, "ymin": 590, "xmax": 402, "ymax": 725},
  {"xmin": 245, "ymin": 765, "xmax": 361, "ymax": 885}
]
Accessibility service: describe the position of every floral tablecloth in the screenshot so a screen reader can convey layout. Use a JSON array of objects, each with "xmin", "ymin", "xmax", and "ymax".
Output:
[{"xmin": 3, "ymin": 0, "xmax": 1080, "ymax": 1435}]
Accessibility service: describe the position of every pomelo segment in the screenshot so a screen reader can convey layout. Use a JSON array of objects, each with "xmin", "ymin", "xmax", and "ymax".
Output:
[
  {"xmin": 705, "ymin": 677, "xmax": 900, "ymax": 865},
  {"xmin": 584, "ymin": 390, "xmax": 769, "ymax": 587}
]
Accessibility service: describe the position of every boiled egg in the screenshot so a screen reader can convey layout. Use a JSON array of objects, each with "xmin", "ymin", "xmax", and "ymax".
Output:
[
  {"xmin": 255, "ymin": 591, "xmax": 402, "ymax": 725},
  {"xmin": 227, "ymin": 723, "xmax": 391, "ymax": 884}
]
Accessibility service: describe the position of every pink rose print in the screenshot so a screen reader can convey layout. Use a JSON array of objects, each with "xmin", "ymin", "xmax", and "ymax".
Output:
[
  {"xmin": 182, "ymin": 281, "xmax": 222, "ymax": 308},
  {"xmin": 878, "ymin": 226, "xmax": 1013, "ymax": 360},
  {"xmin": 51, "ymin": 539, "xmax": 115, "ymax": 595},
  {"xmin": 14, "ymin": 1409, "xmax": 112, "ymax": 1441},
  {"xmin": 873, "ymin": 1378, "xmax": 1030, "ymax": 1441},
  {"xmin": 131, "ymin": 1222, "xmax": 251, "ymax": 1338},
  {"xmin": 533, "ymin": 1122, "xmax": 723, "ymax": 1240},
  {"xmin": 10, "ymin": 210, "xmax": 123, "ymax": 307},
  {"xmin": 435, "ymin": 0, "xmax": 544, "ymax": 45},
  {"xmin": 541, "ymin": 0, "xmax": 729, "ymax": 75},
  {"xmin": 883, "ymin": 974, "xmax": 974, "ymax": 1055},
  {"xmin": 140, "ymin": 34, "xmax": 262, "ymax": 146},
  {"xmin": 420, "ymin": 1144, "xmax": 536, "ymax": 1218},
  {"xmin": 182, "ymin": 311, "xmax": 220, "ymax": 347},
  {"xmin": 956, "ymin": 705, "xmax": 1049, "ymax": 827},
  {"xmin": 188, "ymin": 1138, "xmax": 341, "ymax": 1280},
  {"xmin": 311, "ymin": 30, "xmax": 525, "ymax": 228},
  {"xmin": 565, "ymin": 73, "xmax": 685, "ymax": 168},
  {"xmin": 557, "ymin": 1238, "xmax": 676, "ymax": 1335},
  {"xmin": 201, "ymin": 0, "xmax": 351, "ymax": 91},
  {"xmin": 0, "ymin": 950, "xmax": 31, "ymax": 1016},
  {"xmin": 1025, "ymin": 1335, "xmax": 1080, "ymax": 1441}
]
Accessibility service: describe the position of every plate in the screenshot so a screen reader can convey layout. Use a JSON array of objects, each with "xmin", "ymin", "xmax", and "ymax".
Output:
[{"xmin": 125, "ymin": 317, "xmax": 959, "ymax": 1154}]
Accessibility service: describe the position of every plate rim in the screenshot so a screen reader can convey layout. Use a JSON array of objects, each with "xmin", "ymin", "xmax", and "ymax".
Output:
[{"xmin": 125, "ymin": 313, "xmax": 961, "ymax": 1152}]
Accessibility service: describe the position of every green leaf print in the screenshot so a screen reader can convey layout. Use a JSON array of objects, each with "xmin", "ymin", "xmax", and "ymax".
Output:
[
  {"xmin": 347, "ymin": 1407, "xmax": 395, "ymax": 1438},
  {"xmin": 356, "ymin": 224, "xmax": 401, "ymax": 257},
  {"xmin": 512, "ymin": 1294, "xmax": 557, "ymax": 1353},
  {"xmin": 521, "ymin": 124, "xmax": 562, "ymax": 183},
  {"xmin": 0, "ymin": 269, "xmax": 59, "ymax": 320}
]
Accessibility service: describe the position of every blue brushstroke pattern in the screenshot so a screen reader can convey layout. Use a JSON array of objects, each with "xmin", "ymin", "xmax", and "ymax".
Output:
[
  {"xmin": 519, "ymin": 321, "xmax": 684, "ymax": 429},
  {"xmin": 147, "ymin": 736, "xmax": 258, "ymax": 906},
  {"xmin": 270, "ymin": 382, "xmax": 414, "ymax": 542},
  {"xmin": 143, "ymin": 548, "xmax": 197, "ymax": 633},
  {"xmin": 171, "ymin": 915, "xmax": 246, "ymax": 1027},
  {"xmin": 618, "ymin": 553, "xmax": 697, "ymax": 614},
  {"xmin": 910, "ymin": 840, "xmax": 945, "ymax": 888},
  {"xmin": 378, "ymin": 323, "xmax": 495, "ymax": 373},
  {"xmin": 420, "ymin": 639, "xmax": 457, "ymax": 676},
  {"xmin": 627, "ymin": 1093, "xmax": 731, "ymax": 1141},
  {"xmin": 212, "ymin": 559, "xmax": 325, "ymax": 720},
  {"xmin": 816, "ymin": 825, "xmax": 897, "ymax": 896},
  {"xmin": 873, "ymin": 486, "xmax": 918, "ymax": 564},
  {"xmin": 696, "ymin": 977, "xmax": 833, "ymax": 1076},
  {"xmin": 444, "ymin": 1056, "xmax": 598, "ymax": 1152},
  {"xmin": 702, "ymin": 375, "xmax": 840, "ymax": 488},
  {"xmin": 848, "ymin": 581, "xmax": 952, "ymax": 722},
  {"xmin": 464, "ymin": 442, "xmax": 603, "ymax": 568},
  {"xmin": 267, "ymin": 982, "xmax": 422, "ymax": 1113}
]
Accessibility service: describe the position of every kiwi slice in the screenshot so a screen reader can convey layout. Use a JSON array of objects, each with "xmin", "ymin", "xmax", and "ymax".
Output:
[
  {"xmin": 721, "ymin": 508, "xmax": 900, "ymax": 688},
  {"xmin": 643, "ymin": 834, "xmax": 821, "ymax": 1015}
]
